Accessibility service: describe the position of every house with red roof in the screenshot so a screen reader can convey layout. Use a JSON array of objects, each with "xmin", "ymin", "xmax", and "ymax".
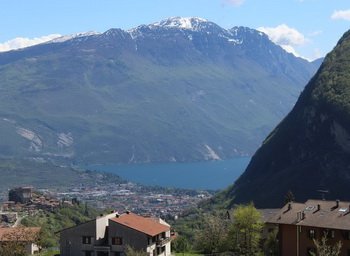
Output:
[{"xmin": 58, "ymin": 211, "xmax": 171, "ymax": 256}]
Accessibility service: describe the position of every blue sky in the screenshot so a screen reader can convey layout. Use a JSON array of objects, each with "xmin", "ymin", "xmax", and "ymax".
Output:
[{"xmin": 0, "ymin": 0, "xmax": 349, "ymax": 60}]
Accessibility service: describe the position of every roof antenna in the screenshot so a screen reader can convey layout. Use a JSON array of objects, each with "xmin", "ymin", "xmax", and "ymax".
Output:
[{"xmin": 317, "ymin": 190, "xmax": 329, "ymax": 200}]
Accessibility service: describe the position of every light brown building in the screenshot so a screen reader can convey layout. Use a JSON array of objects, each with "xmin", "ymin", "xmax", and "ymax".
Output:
[{"xmin": 268, "ymin": 199, "xmax": 350, "ymax": 256}]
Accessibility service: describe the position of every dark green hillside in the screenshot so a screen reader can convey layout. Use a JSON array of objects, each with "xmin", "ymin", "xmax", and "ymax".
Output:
[
  {"xmin": 211, "ymin": 30, "xmax": 350, "ymax": 208},
  {"xmin": 0, "ymin": 17, "xmax": 320, "ymax": 165}
]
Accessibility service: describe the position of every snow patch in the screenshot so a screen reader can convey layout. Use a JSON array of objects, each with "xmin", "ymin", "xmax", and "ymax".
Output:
[
  {"xmin": 153, "ymin": 17, "xmax": 209, "ymax": 30},
  {"xmin": 48, "ymin": 31, "xmax": 101, "ymax": 44}
]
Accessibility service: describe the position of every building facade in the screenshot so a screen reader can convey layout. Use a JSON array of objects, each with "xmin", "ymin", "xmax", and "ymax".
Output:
[
  {"xmin": 268, "ymin": 199, "xmax": 350, "ymax": 256},
  {"xmin": 8, "ymin": 187, "xmax": 32, "ymax": 204},
  {"xmin": 58, "ymin": 211, "xmax": 171, "ymax": 256}
]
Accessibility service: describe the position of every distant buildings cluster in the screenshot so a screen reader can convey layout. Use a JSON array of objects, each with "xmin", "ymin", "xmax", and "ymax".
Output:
[{"xmin": 1, "ymin": 186, "xmax": 61, "ymax": 217}]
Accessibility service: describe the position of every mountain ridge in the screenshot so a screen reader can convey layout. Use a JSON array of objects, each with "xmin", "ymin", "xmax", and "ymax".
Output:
[{"xmin": 0, "ymin": 17, "xmax": 321, "ymax": 165}]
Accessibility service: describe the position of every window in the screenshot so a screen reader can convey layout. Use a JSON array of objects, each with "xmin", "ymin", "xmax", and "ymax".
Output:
[
  {"xmin": 305, "ymin": 206, "xmax": 315, "ymax": 211},
  {"xmin": 308, "ymin": 229, "xmax": 316, "ymax": 239},
  {"xmin": 345, "ymin": 231, "xmax": 350, "ymax": 240},
  {"xmin": 327, "ymin": 230, "xmax": 335, "ymax": 239},
  {"xmin": 157, "ymin": 246, "xmax": 165, "ymax": 254},
  {"xmin": 82, "ymin": 236, "xmax": 92, "ymax": 244},
  {"xmin": 112, "ymin": 237, "xmax": 123, "ymax": 245}
]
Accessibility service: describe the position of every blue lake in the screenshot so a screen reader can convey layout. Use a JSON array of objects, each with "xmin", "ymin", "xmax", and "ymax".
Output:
[{"xmin": 80, "ymin": 157, "xmax": 251, "ymax": 190}]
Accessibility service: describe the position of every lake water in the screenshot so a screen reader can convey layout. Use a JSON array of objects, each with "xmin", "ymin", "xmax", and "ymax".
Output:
[{"xmin": 80, "ymin": 157, "xmax": 251, "ymax": 190}]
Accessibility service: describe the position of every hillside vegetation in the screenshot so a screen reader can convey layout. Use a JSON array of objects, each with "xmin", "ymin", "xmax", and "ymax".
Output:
[{"xmin": 209, "ymin": 29, "xmax": 350, "ymax": 208}]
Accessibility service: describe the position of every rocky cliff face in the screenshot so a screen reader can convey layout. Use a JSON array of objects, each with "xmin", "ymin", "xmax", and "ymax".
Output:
[
  {"xmin": 211, "ymin": 30, "xmax": 350, "ymax": 208},
  {"xmin": 0, "ymin": 17, "xmax": 320, "ymax": 165}
]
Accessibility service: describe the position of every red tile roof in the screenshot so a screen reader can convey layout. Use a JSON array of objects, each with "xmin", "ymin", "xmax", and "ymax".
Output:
[
  {"xmin": 111, "ymin": 212, "xmax": 170, "ymax": 236},
  {"xmin": 0, "ymin": 227, "xmax": 41, "ymax": 241}
]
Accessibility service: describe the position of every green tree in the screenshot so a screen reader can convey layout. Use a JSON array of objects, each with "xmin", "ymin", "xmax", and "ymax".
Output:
[
  {"xmin": 194, "ymin": 214, "xmax": 229, "ymax": 253},
  {"xmin": 173, "ymin": 235, "xmax": 190, "ymax": 255},
  {"xmin": 228, "ymin": 203, "xmax": 263, "ymax": 255},
  {"xmin": 124, "ymin": 244, "xmax": 147, "ymax": 256},
  {"xmin": 262, "ymin": 227, "xmax": 279, "ymax": 256},
  {"xmin": 284, "ymin": 190, "xmax": 295, "ymax": 204},
  {"xmin": 310, "ymin": 232, "xmax": 342, "ymax": 256}
]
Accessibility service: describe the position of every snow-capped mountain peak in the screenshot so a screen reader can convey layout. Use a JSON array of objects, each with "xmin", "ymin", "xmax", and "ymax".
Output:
[
  {"xmin": 152, "ymin": 16, "xmax": 209, "ymax": 30},
  {"xmin": 127, "ymin": 16, "xmax": 224, "ymax": 39},
  {"xmin": 48, "ymin": 31, "xmax": 101, "ymax": 44}
]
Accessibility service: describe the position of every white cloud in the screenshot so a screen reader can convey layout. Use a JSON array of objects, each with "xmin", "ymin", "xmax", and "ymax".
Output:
[
  {"xmin": 257, "ymin": 24, "xmax": 311, "ymax": 60},
  {"xmin": 224, "ymin": 0, "xmax": 244, "ymax": 7},
  {"xmin": 280, "ymin": 45, "xmax": 301, "ymax": 57},
  {"xmin": 0, "ymin": 34, "xmax": 62, "ymax": 52},
  {"xmin": 331, "ymin": 9, "xmax": 350, "ymax": 21},
  {"xmin": 257, "ymin": 24, "xmax": 309, "ymax": 46}
]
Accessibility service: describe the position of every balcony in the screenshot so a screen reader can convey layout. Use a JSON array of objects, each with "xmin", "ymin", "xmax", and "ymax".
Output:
[
  {"xmin": 94, "ymin": 246, "xmax": 111, "ymax": 252},
  {"xmin": 156, "ymin": 237, "xmax": 171, "ymax": 247}
]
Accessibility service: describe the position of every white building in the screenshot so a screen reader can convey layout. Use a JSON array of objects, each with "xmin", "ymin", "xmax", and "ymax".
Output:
[{"xmin": 58, "ymin": 211, "xmax": 171, "ymax": 256}]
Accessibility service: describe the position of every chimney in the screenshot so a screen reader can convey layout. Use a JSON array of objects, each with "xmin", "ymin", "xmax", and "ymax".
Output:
[
  {"xmin": 288, "ymin": 203, "xmax": 292, "ymax": 211},
  {"xmin": 302, "ymin": 211, "xmax": 306, "ymax": 220},
  {"xmin": 336, "ymin": 199, "xmax": 340, "ymax": 208},
  {"xmin": 126, "ymin": 210, "xmax": 130, "ymax": 214},
  {"xmin": 116, "ymin": 213, "xmax": 120, "ymax": 218},
  {"xmin": 317, "ymin": 204, "xmax": 321, "ymax": 211}
]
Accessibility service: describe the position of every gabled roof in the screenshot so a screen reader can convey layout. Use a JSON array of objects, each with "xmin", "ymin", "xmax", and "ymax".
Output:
[
  {"xmin": 267, "ymin": 199, "xmax": 350, "ymax": 230},
  {"xmin": 110, "ymin": 212, "xmax": 170, "ymax": 236},
  {"xmin": 0, "ymin": 227, "xmax": 41, "ymax": 242},
  {"xmin": 258, "ymin": 208, "xmax": 280, "ymax": 223}
]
